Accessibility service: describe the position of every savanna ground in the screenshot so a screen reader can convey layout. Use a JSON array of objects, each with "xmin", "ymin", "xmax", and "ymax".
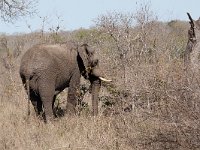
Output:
[{"xmin": 1, "ymin": 5, "xmax": 200, "ymax": 150}]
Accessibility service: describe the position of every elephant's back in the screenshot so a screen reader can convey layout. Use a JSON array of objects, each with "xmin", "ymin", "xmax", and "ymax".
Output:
[
  {"xmin": 20, "ymin": 44, "xmax": 77, "ymax": 77},
  {"xmin": 20, "ymin": 45, "xmax": 54, "ymax": 72}
]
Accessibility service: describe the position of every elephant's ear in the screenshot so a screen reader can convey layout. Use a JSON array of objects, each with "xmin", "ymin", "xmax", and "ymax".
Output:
[{"xmin": 78, "ymin": 44, "xmax": 89, "ymax": 70}]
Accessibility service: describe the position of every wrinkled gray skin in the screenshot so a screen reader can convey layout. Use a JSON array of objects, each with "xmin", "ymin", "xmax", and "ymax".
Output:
[
  {"xmin": 185, "ymin": 15, "xmax": 200, "ymax": 70},
  {"xmin": 20, "ymin": 42, "xmax": 108, "ymax": 122}
]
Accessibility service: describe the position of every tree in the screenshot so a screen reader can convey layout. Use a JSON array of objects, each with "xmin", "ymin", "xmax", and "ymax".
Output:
[
  {"xmin": 0, "ymin": 0, "xmax": 37, "ymax": 22},
  {"xmin": 95, "ymin": 12, "xmax": 135, "ymax": 87},
  {"xmin": 95, "ymin": 4, "xmax": 157, "ymax": 86}
]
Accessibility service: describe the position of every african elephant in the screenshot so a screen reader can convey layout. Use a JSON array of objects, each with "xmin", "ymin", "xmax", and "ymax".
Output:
[{"xmin": 20, "ymin": 41, "xmax": 111, "ymax": 122}]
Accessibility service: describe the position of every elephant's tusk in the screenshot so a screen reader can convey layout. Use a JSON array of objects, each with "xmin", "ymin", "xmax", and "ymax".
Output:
[{"xmin": 99, "ymin": 77, "xmax": 112, "ymax": 82}]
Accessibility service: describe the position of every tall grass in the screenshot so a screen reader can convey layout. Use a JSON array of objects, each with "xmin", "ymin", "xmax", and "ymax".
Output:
[{"xmin": 0, "ymin": 17, "xmax": 200, "ymax": 150}]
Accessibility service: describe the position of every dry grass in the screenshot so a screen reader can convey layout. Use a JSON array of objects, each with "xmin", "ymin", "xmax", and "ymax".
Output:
[{"xmin": 1, "ymin": 19, "xmax": 200, "ymax": 150}]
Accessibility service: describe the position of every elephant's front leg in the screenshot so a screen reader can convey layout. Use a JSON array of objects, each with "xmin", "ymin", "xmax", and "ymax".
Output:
[{"xmin": 66, "ymin": 72, "xmax": 81, "ymax": 115}]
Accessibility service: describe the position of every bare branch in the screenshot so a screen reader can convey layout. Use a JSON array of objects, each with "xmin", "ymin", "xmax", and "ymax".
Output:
[
  {"xmin": 0, "ymin": 0, "xmax": 38, "ymax": 23},
  {"xmin": 187, "ymin": 12, "xmax": 194, "ymax": 26},
  {"xmin": 187, "ymin": 12, "xmax": 196, "ymax": 42}
]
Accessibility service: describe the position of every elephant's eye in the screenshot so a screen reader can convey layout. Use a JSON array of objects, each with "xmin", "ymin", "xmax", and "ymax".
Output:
[{"xmin": 92, "ymin": 59, "xmax": 98, "ymax": 67}]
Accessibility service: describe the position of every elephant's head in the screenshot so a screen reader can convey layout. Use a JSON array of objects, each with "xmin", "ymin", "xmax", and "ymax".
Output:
[
  {"xmin": 77, "ymin": 43, "xmax": 110, "ymax": 80},
  {"xmin": 77, "ymin": 43, "xmax": 111, "ymax": 115}
]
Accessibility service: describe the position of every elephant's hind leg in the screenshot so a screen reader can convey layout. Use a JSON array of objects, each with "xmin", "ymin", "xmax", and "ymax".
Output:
[
  {"xmin": 38, "ymin": 80, "xmax": 55, "ymax": 122},
  {"xmin": 30, "ymin": 92, "xmax": 42, "ymax": 115}
]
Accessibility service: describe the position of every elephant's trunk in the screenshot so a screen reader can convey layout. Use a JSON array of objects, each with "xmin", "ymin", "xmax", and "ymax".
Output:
[
  {"xmin": 91, "ymin": 78, "xmax": 101, "ymax": 116},
  {"xmin": 89, "ymin": 64, "xmax": 112, "ymax": 115}
]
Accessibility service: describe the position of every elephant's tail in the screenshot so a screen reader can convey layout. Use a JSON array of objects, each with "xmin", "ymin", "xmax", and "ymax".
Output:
[{"xmin": 25, "ymin": 78, "xmax": 31, "ymax": 116}]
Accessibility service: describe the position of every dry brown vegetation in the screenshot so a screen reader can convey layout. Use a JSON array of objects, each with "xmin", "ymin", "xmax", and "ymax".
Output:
[{"xmin": 1, "ymin": 6, "xmax": 200, "ymax": 150}]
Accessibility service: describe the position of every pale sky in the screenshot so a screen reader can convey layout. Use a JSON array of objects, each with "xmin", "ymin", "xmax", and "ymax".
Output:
[{"xmin": 0, "ymin": 0, "xmax": 199, "ymax": 34}]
